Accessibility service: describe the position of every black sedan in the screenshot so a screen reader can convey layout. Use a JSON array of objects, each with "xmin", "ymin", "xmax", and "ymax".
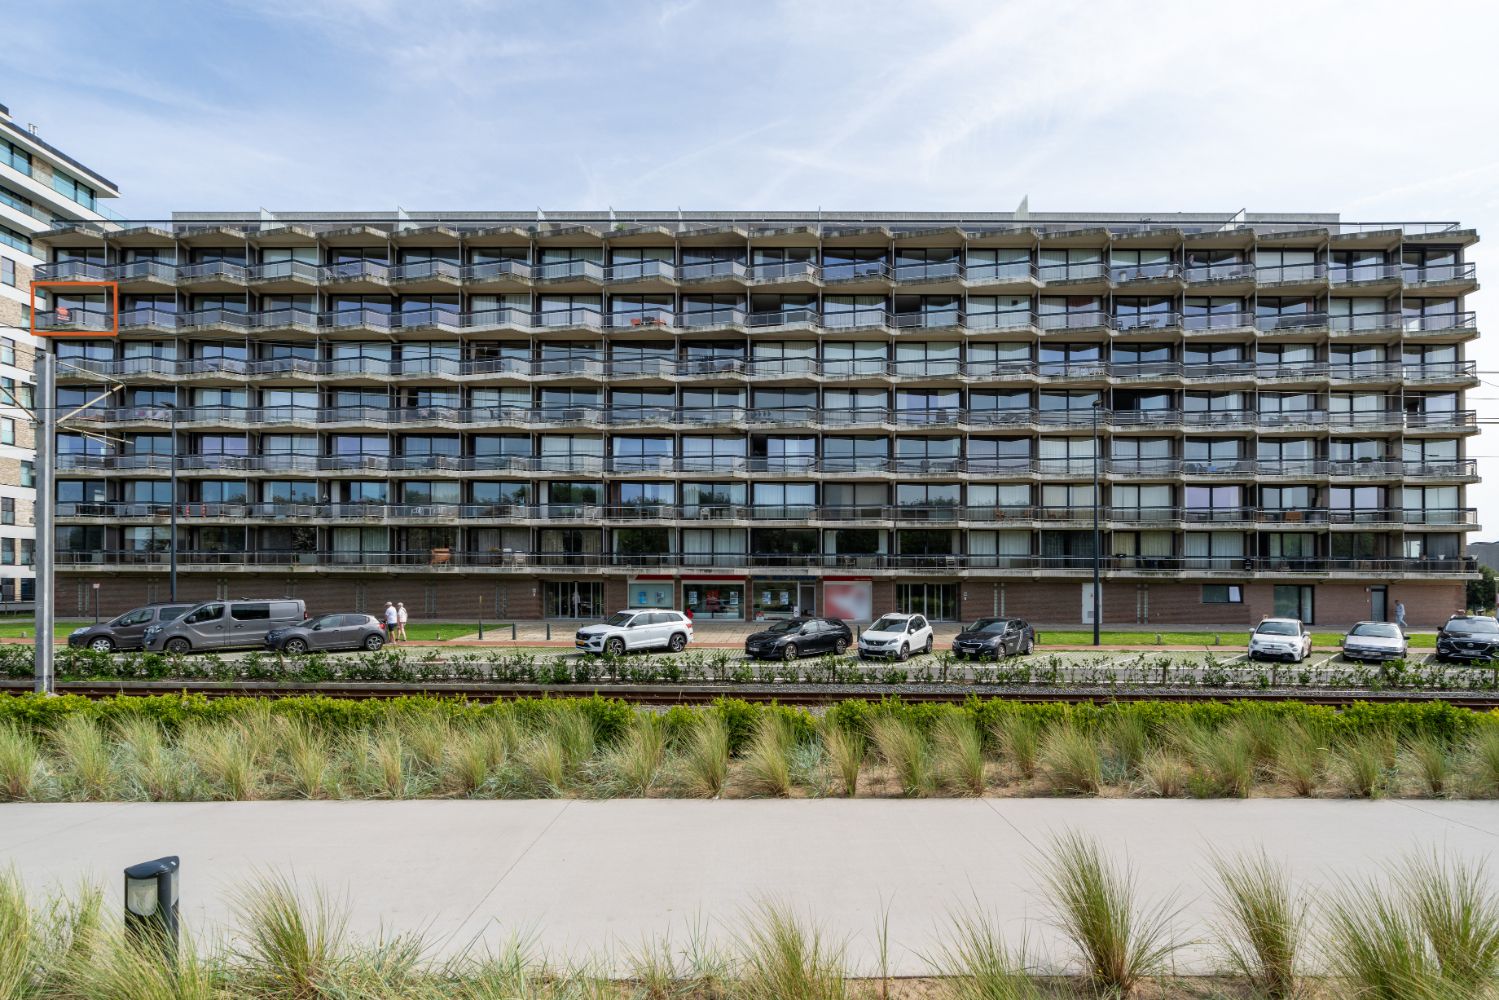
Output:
[
  {"xmin": 744, "ymin": 617, "xmax": 853, "ymax": 660},
  {"xmin": 265, "ymin": 613, "xmax": 386, "ymax": 654},
  {"xmin": 950, "ymin": 617, "xmax": 1036, "ymax": 659},
  {"xmin": 1435, "ymin": 615, "xmax": 1499, "ymax": 663}
]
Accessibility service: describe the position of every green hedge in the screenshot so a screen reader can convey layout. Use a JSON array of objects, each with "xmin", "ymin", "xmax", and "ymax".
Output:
[{"xmin": 1, "ymin": 692, "xmax": 1492, "ymax": 753}]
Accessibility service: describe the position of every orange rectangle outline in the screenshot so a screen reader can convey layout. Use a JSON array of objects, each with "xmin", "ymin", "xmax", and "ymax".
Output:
[{"xmin": 29, "ymin": 280, "xmax": 120, "ymax": 337}]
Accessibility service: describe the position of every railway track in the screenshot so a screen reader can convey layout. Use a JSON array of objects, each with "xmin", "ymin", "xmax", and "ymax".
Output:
[{"xmin": 6, "ymin": 679, "xmax": 1499, "ymax": 709}]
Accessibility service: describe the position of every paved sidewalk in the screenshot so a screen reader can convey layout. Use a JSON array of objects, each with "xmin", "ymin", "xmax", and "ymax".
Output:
[{"xmin": 3, "ymin": 799, "xmax": 1495, "ymax": 974}]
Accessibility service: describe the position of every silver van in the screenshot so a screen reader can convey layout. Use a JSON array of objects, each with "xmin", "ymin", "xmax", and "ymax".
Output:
[{"xmin": 144, "ymin": 598, "xmax": 306, "ymax": 654}]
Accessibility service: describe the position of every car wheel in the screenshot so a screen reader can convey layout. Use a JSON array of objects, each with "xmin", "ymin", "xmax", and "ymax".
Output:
[
  {"xmin": 668, "ymin": 632, "xmax": 687, "ymax": 653},
  {"xmin": 87, "ymin": 637, "xmax": 115, "ymax": 653},
  {"xmin": 364, "ymin": 633, "xmax": 385, "ymax": 651},
  {"xmin": 898, "ymin": 643, "xmax": 910, "ymax": 661},
  {"xmin": 923, "ymin": 635, "xmax": 933, "ymax": 655},
  {"xmin": 284, "ymin": 638, "xmax": 308, "ymax": 656},
  {"xmin": 782, "ymin": 643, "xmax": 798, "ymax": 661},
  {"xmin": 1022, "ymin": 636, "xmax": 1034, "ymax": 655},
  {"xmin": 164, "ymin": 638, "xmax": 191, "ymax": 655},
  {"xmin": 834, "ymin": 638, "xmax": 848, "ymax": 655},
  {"xmin": 605, "ymin": 637, "xmax": 625, "ymax": 657}
]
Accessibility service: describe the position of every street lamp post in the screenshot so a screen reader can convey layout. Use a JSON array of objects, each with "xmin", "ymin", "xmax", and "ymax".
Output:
[
  {"xmin": 33, "ymin": 348, "xmax": 55, "ymax": 694},
  {"xmin": 1091, "ymin": 399, "xmax": 1102, "ymax": 646},
  {"xmin": 165, "ymin": 402, "xmax": 178, "ymax": 602}
]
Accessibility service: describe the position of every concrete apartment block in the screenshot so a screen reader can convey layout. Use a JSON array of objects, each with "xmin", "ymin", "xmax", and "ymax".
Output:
[
  {"xmin": 0, "ymin": 99, "xmax": 121, "ymax": 606},
  {"xmin": 30, "ymin": 210, "xmax": 1480, "ymax": 628}
]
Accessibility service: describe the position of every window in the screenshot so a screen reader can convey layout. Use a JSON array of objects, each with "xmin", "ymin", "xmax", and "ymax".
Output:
[
  {"xmin": 1202, "ymin": 584, "xmax": 1243, "ymax": 604},
  {"xmin": 0, "ymin": 257, "xmax": 13, "ymax": 287},
  {"xmin": 0, "ymin": 418, "xmax": 12, "ymax": 445},
  {"xmin": 0, "ymin": 339, "xmax": 15, "ymax": 366},
  {"xmin": 0, "ymin": 139, "xmax": 31, "ymax": 176},
  {"xmin": 51, "ymin": 170, "xmax": 98, "ymax": 210},
  {"xmin": 544, "ymin": 581, "xmax": 606, "ymax": 619},
  {"xmin": 0, "ymin": 224, "xmax": 29, "ymax": 255},
  {"xmin": 0, "ymin": 538, "xmax": 13, "ymax": 565},
  {"xmin": 19, "ymin": 461, "xmax": 32, "ymax": 488},
  {"xmin": 0, "ymin": 498, "xmax": 12, "ymax": 525}
]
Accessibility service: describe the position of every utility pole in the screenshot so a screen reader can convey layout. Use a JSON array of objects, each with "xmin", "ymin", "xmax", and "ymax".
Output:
[{"xmin": 34, "ymin": 347, "xmax": 54, "ymax": 694}]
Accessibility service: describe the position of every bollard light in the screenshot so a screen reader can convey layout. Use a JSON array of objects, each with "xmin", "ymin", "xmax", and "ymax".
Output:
[{"xmin": 124, "ymin": 855, "xmax": 180, "ymax": 959}]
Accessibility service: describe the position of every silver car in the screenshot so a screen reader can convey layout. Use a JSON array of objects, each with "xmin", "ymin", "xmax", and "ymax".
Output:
[
  {"xmin": 266, "ymin": 613, "xmax": 386, "ymax": 654},
  {"xmin": 1341, "ymin": 621, "xmax": 1409, "ymax": 663}
]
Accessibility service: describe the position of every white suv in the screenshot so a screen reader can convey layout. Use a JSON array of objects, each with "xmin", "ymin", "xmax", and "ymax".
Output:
[
  {"xmin": 1247, "ymin": 618, "xmax": 1313, "ymax": 663},
  {"xmin": 575, "ymin": 610, "xmax": 693, "ymax": 656},
  {"xmin": 858, "ymin": 613, "xmax": 934, "ymax": 661}
]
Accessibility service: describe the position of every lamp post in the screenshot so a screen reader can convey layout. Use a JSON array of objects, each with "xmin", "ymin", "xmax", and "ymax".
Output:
[
  {"xmin": 1091, "ymin": 399, "xmax": 1102, "ymax": 646},
  {"xmin": 33, "ymin": 348, "xmax": 55, "ymax": 694},
  {"xmin": 164, "ymin": 402, "xmax": 178, "ymax": 602}
]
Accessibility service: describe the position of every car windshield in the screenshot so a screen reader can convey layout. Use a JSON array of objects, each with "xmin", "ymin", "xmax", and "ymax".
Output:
[
  {"xmin": 1349, "ymin": 623, "xmax": 1400, "ymax": 638},
  {"xmin": 966, "ymin": 619, "xmax": 1007, "ymax": 634},
  {"xmin": 1449, "ymin": 618, "xmax": 1499, "ymax": 633},
  {"xmin": 869, "ymin": 616, "xmax": 908, "ymax": 632},
  {"xmin": 764, "ymin": 620, "xmax": 802, "ymax": 634},
  {"xmin": 604, "ymin": 612, "xmax": 637, "ymax": 627},
  {"xmin": 1256, "ymin": 621, "xmax": 1298, "ymax": 636}
]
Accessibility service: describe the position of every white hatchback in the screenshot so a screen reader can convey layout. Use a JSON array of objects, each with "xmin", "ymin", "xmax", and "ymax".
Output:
[
  {"xmin": 576, "ymin": 610, "xmax": 693, "ymax": 656},
  {"xmin": 858, "ymin": 613, "xmax": 934, "ymax": 661},
  {"xmin": 1247, "ymin": 617, "xmax": 1313, "ymax": 663}
]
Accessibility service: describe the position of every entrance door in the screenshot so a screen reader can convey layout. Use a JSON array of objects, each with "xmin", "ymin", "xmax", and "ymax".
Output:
[
  {"xmin": 797, "ymin": 583, "xmax": 817, "ymax": 617},
  {"xmin": 1370, "ymin": 586, "xmax": 1388, "ymax": 622},
  {"xmin": 1273, "ymin": 585, "xmax": 1314, "ymax": 624},
  {"xmin": 1081, "ymin": 583, "xmax": 1100, "ymax": 625}
]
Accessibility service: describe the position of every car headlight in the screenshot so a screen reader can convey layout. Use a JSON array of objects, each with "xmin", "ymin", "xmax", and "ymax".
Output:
[{"xmin": 71, "ymin": 627, "xmax": 87, "ymax": 635}]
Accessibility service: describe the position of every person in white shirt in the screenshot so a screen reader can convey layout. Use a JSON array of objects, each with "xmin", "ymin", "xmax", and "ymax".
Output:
[
  {"xmin": 384, "ymin": 602, "xmax": 398, "ymax": 640},
  {"xmin": 395, "ymin": 601, "xmax": 408, "ymax": 642}
]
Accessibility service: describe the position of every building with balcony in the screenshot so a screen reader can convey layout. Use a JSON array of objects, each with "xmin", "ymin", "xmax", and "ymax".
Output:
[
  {"xmin": 0, "ymin": 100, "xmax": 121, "ymax": 606},
  {"xmin": 32, "ymin": 210, "xmax": 1481, "ymax": 627}
]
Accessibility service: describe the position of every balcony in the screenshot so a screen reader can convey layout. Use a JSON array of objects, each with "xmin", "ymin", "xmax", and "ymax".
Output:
[
  {"xmin": 1328, "ymin": 312, "xmax": 1402, "ymax": 336},
  {"xmin": 1112, "ymin": 311, "xmax": 1182, "ymax": 333},
  {"xmin": 746, "ymin": 261, "xmax": 820, "ymax": 285},
  {"xmin": 249, "ymin": 261, "xmax": 320, "ymax": 285},
  {"xmin": 964, "ymin": 260, "xmax": 1037, "ymax": 287},
  {"xmin": 1182, "ymin": 311, "xmax": 1253, "ymax": 333},
  {"xmin": 176, "ymin": 261, "xmax": 249, "ymax": 285},
  {"xmin": 1036, "ymin": 260, "xmax": 1108, "ymax": 285},
  {"xmin": 463, "ymin": 259, "xmax": 533, "ymax": 284},
  {"xmin": 1254, "ymin": 312, "xmax": 1329, "ymax": 333},
  {"xmin": 1403, "ymin": 262, "xmax": 1477, "ymax": 290},
  {"xmin": 892, "ymin": 260, "xmax": 963, "ymax": 284},
  {"xmin": 533, "ymin": 259, "xmax": 606, "ymax": 283},
  {"xmin": 1254, "ymin": 262, "xmax": 1328, "ymax": 287},
  {"xmin": 1109, "ymin": 261, "xmax": 1182, "ymax": 287},
  {"xmin": 1184, "ymin": 260, "xmax": 1255, "ymax": 285},
  {"xmin": 1037, "ymin": 310, "xmax": 1111, "ymax": 332},
  {"xmin": 1403, "ymin": 312, "xmax": 1478, "ymax": 338},
  {"xmin": 33, "ymin": 308, "xmax": 112, "ymax": 333},
  {"xmin": 320, "ymin": 260, "xmax": 391, "ymax": 285},
  {"xmin": 53, "ymin": 549, "xmax": 1480, "ymax": 577},
  {"xmin": 1329, "ymin": 262, "xmax": 1401, "ymax": 287}
]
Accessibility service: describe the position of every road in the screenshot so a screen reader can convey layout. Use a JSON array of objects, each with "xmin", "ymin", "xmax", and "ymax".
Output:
[{"xmin": 3, "ymin": 798, "xmax": 1495, "ymax": 975}]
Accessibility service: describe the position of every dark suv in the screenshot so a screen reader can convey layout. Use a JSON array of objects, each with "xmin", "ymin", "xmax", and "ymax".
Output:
[
  {"xmin": 951, "ymin": 617, "xmax": 1036, "ymax": 659},
  {"xmin": 744, "ymin": 617, "xmax": 853, "ymax": 660},
  {"xmin": 1435, "ymin": 615, "xmax": 1499, "ymax": 662},
  {"xmin": 67, "ymin": 603, "xmax": 196, "ymax": 652}
]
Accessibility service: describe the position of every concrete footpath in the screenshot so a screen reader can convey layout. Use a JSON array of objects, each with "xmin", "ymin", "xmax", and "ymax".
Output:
[{"xmin": 3, "ymin": 799, "xmax": 1497, "ymax": 974}]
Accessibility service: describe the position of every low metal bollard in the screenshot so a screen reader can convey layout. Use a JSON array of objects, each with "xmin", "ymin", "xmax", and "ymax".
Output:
[
  {"xmin": 545, "ymin": 623, "xmax": 552, "ymax": 640},
  {"xmin": 124, "ymin": 855, "xmax": 180, "ymax": 961},
  {"xmin": 511, "ymin": 623, "xmax": 517, "ymax": 641}
]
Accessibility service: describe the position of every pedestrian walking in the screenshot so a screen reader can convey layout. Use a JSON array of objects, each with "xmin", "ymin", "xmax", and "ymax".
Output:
[
  {"xmin": 384, "ymin": 601, "xmax": 398, "ymax": 641},
  {"xmin": 396, "ymin": 601, "xmax": 408, "ymax": 642},
  {"xmin": 1395, "ymin": 600, "xmax": 1407, "ymax": 632}
]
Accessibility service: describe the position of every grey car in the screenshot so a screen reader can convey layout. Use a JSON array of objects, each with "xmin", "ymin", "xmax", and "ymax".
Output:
[
  {"xmin": 144, "ymin": 598, "xmax": 307, "ymax": 654},
  {"xmin": 265, "ymin": 613, "xmax": 386, "ymax": 654},
  {"xmin": 67, "ymin": 603, "xmax": 196, "ymax": 652}
]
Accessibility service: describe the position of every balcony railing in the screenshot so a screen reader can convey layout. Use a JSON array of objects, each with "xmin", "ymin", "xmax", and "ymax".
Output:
[
  {"xmin": 1110, "ymin": 262, "xmax": 1181, "ymax": 283},
  {"xmin": 1254, "ymin": 262, "xmax": 1327, "ymax": 284},
  {"xmin": 1182, "ymin": 311, "xmax": 1253, "ymax": 332},
  {"xmin": 1404, "ymin": 312, "xmax": 1478, "ymax": 335},
  {"xmin": 1037, "ymin": 260, "xmax": 1108, "ymax": 283},
  {"xmin": 51, "ymin": 452, "xmax": 1480, "ymax": 480},
  {"xmin": 176, "ymin": 260, "xmax": 249, "ymax": 283},
  {"xmin": 1329, "ymin": 263, "xmax": 1401, "ymax": 284},
  {"xmin": 1255, "ymin": 312, "xmax": 1329, "ymax": 332},
  {"xmin": 1403, "ymin": 262, "xmax": 1476, "ymax": 285},
  {"xmin": 1329, "ymin": 312, "xmax": 1402, "ymax": 333},
  {"xmin": 1184, "ymin": 260, "xmax": 1254, "ymax": 283},
  {"xmin": 54, "ymin": 550, "xmax": 1479, "ymax": 576},
  {"xmin": 1038, "ymin": 309, "xmax": 1110, "ymax": 331},
  {"xmin": 49, "ymin": 501, "xmax": 1483, "ymax": 529}
]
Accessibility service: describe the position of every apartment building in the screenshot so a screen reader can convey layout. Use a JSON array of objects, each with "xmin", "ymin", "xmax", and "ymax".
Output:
[
  {"xmin": 31, "ymin": 210, "xmax": 1480, "ymax": 627},
  {"xmin": 0, "ymin": 100, "xmax": 121, "ymax": 606}
]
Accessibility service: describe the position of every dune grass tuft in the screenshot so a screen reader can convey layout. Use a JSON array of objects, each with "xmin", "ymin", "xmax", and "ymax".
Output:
[
  {"xmin": 1209, "ymin": 849, "xmax": 1304, "ymax": 999},
  {"xmin": 869, "ymin": 715, "xmax": 934, "ymax": 797}
]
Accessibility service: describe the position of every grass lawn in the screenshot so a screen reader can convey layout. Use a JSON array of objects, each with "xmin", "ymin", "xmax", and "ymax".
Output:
[
  {"xmin": 0, "ymin": 617, "xmax": 91, "ymax": 640},
  {"xmin": 1038, "ymin": 628, "xmax": 1436, "ymax": 649},
  {"xmin": 394, "ymin": 622, "xmax": 509, "ymax": 641}
]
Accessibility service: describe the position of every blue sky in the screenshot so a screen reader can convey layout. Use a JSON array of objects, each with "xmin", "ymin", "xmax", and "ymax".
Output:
[{"xmin": 4, "ymin": 0, "xmax": 1499, "ymax": 517}]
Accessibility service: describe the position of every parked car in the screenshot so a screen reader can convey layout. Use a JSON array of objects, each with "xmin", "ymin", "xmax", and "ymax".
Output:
[
  {"xmin": 858, "ymin": 613, "xmax": 934, "ymax": 661},
  {"xmin": 67, "ymin": 603, "xmax": 196, "ymax": 652},
  {"xmin": 744, "ymin": 617, "xmax": 853, "ymax": 660},
  {"xmin": 575, "ymin": 609, "xmax": 693, "ymax": 656},
  {"xmin": 1340, "ymin": 621, "xmax": 1408, "ymax": 663},
  {"xmin": 1435, "ymin": 615, "xmax": 1499, "ymax": 663},
  {"xmin": 144, "ymin": 599, "xmax": 307, "ymax": 654},
  {"xmin": 1246, "ymin": 618, "xmax": 1313, "ymax": 662},
  {"xmin": 950, "ymin": 617, "xmax": 1035, "ymax": 659},
  {"xmin": 266, "ymin": 613, "xmax": 386, "ymax": 654}
]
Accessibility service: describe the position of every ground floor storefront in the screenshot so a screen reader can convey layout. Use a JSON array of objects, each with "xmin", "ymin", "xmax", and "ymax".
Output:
[{"xmin": 59, "ymin": 573, "xmax": 1468, "ymax": 630}]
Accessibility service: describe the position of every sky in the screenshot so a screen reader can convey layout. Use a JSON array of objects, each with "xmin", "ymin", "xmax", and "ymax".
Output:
[{"xmin": 3, "ymin": 0, "xmax": 1498, "ymax": 523}]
